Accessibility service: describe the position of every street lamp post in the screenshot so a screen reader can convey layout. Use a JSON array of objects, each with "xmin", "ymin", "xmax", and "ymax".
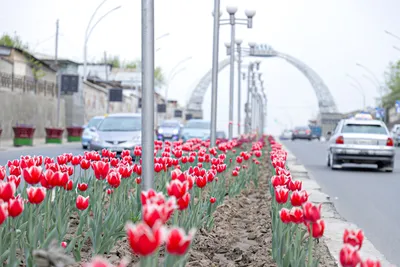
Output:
[
  {"xmin": 210, "ymin": 2, "xmax": 222, "ymax": 147},
  {"xmin": 356, "ymin": 63, "xmax": 384, "ymax": 107},
  {"xmin": 346, "ymin": 73, "xmax": 366, "ymax": 110},
  {"xmin": 83, "ymin": 1, "xmax": 121, "ymax": 80},
  {"xmin": 141, "ymin": 0, "xmax": 155, "ymax": 190},
  {"xmin": 236, "ymin": 39, "xmax": 242, "ymax": 136},
  {"xmin": 221, "ymin": 7, "xmax": 255, "ymax": 140}
]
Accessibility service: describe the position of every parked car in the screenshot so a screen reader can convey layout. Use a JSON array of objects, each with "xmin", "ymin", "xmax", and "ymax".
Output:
[
  {"xmin": 390, "ymin": 124, "xmax": 400, "ymax": 146},
  {"xmin": 216, "ymin": 131, "xmax": 227, "ymax": 140},
  {"xmin": 89, "ymin": 113, "xmax": 141, "ymax": 156},
  {"xmin": 292, "ymin": 126, "xmax": 312, "ymax": 141},
  {"xmin": 326, "ymin": 115, "xmax": 395, "ymax": 172},
  {"xmin": 181, "ymin": 119, "xmax": 211, "ymax": 142},
  {"xmin": 81, "ymin": 115, "xmax": 104, "ymax": 149},
  {"xmin": 280, "ymin": 129, "xmax": 293, "ymax": 140},
  {"xmin": 156, "ymin": 120, "xmax": 182, "ymax": 141}
]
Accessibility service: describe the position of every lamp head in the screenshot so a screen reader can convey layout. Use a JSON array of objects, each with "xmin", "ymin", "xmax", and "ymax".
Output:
[{"xmin": 226, "ymin": 6, "xmax": 238, "ymax": 15}]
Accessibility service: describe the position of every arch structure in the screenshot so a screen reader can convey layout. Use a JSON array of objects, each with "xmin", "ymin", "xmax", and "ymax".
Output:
[{"xmin": 186, "ymin": 47, "xmax": 338, "ymax": 118}]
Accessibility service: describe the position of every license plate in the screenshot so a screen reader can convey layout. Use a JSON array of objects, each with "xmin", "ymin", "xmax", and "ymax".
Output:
[
  {"xmin": 164, "ymin": 134, "xmax": 172, "ymax": 138},
  {"xmin": 299, "ymin": 131, "xmax": 305, "ymax": 134},
  {"xmin": 110, "ymin": 147, "xmax": 123, "ymax": 152},
  {"xmin": 357, "ymin": 140, "xmax": 371, "ymax": 145}
]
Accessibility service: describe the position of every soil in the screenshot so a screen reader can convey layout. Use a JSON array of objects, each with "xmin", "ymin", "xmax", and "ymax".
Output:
[{"xmin": 39, "ymin": 152, "xmax": 338, "ymax": 267}]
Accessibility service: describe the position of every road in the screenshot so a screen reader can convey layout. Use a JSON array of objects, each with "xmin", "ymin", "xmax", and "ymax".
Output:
[
  {"xmin": 0, "ymin": 144, "xmax": 84, "ymax": 166},
  {"xmin": 283, "ymin": 140, "xmax": 400, "ymax": 265}
]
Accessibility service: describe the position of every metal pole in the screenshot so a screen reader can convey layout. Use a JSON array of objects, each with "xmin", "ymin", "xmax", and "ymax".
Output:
[
  {"xmin": 104, "ymin": 51, "xmax": 108, "ymax": 81},
  {"xmin": 245, "ymin": 64, "xmax": 251, "ymax": 134},
  {"xmin": 228, "ymin": 23, "xmax": 235, "ymax": 140},
  {"xmin": 237, "ymin": 43, "xmax": 242, "ymax": 136},
  {"xmin": 141, "ymin": 0, "xmax": 155, "ymax": 190},
  {"xmin": 210, "ymin": 0, "xmax": 220, "ymax": 146},
  {"xmin": 55, "ymin": 19, "xmax": 60, "ymax": 127}
]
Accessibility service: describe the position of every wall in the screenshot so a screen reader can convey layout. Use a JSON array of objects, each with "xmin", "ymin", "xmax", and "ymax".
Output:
[
  {"xmin": 0, "ymin": 90, "xmax": 65, "ymax": 139},
  {"xmin": 83, "ymin": 81, "xmax": 138, "ymax": 124}
]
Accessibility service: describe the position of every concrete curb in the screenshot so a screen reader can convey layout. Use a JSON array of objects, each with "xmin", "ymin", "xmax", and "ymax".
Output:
[{"xmin": 280, "ymin": 143, "xmax": 394, "ymax": 266}]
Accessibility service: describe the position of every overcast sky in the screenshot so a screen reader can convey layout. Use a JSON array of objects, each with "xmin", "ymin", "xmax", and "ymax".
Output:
[{"xmin": 1, "ymin": 0, "xmax": 400, "ymax": 134}]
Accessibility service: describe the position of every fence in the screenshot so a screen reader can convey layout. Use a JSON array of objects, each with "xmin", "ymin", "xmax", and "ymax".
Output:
[{"xmin": 0, "ymin": 71, "xmax": 57, "ymax": 97}]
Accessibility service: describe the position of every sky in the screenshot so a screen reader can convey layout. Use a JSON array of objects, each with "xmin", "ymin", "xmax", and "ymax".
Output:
[{"xmin": 1, "ymin": 0, "xmax": 400, "ymax": 135}]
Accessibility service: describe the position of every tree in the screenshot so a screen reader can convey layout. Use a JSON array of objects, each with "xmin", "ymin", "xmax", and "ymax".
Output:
[
  {"xmin": 383, "ymin": 60, "xmax": 400, "ymax": 108},
  {"xmin": 0, "ymin": 33, "xmax": 45, "ymax": 80},
  {"xmin": 0, "ymin": 32, "xmax": 29, "ymax": 50},
  {"xmin": 154, "ymin": 66, "xmax": 165, "ymax": 86},
  {"xmin": 103, "ymin": 55, "xmax": 121, "ymax": 68}
]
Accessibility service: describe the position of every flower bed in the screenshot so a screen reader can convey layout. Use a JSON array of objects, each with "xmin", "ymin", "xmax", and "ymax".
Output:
[
  {"xmin": 0, "ymin": 136, "xmax": 267, "ymax": 266},
  {"xmin": 267, "ymin": 136, "xmax": 382, "ymax": 267}
]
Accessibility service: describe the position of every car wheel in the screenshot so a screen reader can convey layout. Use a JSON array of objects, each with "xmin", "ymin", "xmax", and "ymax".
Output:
[
  {"xmin": 327, "ymin": 153, "xmax": 331, "ymax": 167},
  {"xmin": 378, "ymin": 162, "xmax": 394, "ymax": 172},
  {"xmin": 82, "ymin": 145, "xmax": 88, "ymax": 149},
  {"xmin": 330, "ymin": 153, "xmax": 341, "ymax": 170}
]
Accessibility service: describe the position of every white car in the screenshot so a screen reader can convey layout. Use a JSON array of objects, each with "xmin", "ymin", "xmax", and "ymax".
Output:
[{"xmin": 326, "ymin": 115, "xmax": 395, "ymax": 172}]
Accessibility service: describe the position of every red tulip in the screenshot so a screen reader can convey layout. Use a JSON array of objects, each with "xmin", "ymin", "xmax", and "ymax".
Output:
[
  {"xmin": 209, "ymin": 197, "xmax": 216, "ymax": 204},
  {"xmin": 80, "ymin": 159, "xmax": 91, "ymax": 170},
  {"xmin": 195, "ymin": 176, "xmax": 207, "ymax": 188},
  {"xmin": 0, "ymin": 166, "xmax": 5, "ymax": 180},
  {"xmin": 8, "ymin": 195, "xmax": 24, "ymax": 217},
  {"xmin": 135, "ymin": 177, "xmax": 142, "ymax": 184},
  {"xmin": 166, "ymin": 227, "xmax": 196, "ymax": 255},
  {"xmin": 27, "ymin": 187, "xmax": 46, "ymax": 204},
  {"xmin": 106, "ymin": 171, "xmax": 121, "ymax": 188},
  {"xmin": 339, "ymin": 244, "xmax": 361, "ymax": 267},
  {"xmin": 360, "ymin": 259, "xmax": 381, "ymax": 267},
  {"xmin": 0, "ymin": 201, "xmax": 8, "ymax": 225},
  {"xmin": 77, "ymin": 183, "xmax": 88, "ymax": 192},
  {"xmin": 76, "ymin": 195, "xmax": 89, "ymax": 210},
  {"xmin": 290, "ymin": 190, "xmax": 308, "ymax": 206},
  {"xmin": 7, "ymin": 175, "xmax": 21, "ymax": 188},
  {"xmin": 271, "ymin": 175, "xmax": 288, "ymax": 187},
  {"xmin": 343, "ymin": 229, "xmax": 364, "ymax": 250},
  {"xmin": 274, "ymin": 186, "xmax": 289, "ymax": 204},
  {"xmin": 23, "ymin": 166, "xmax": 43, "ymax": 185},
  {"xmin": 125, "ymin": 221, "xmax": 164, "ymax": 256},
  {"xmin": 287, "ymin": 179, "xmax": 302, "ymax": 191},
  {"xmin": 302, "ymin": 202, "xmax": 321, "ymax": 223},
  {"xmin": 177, "ymin": 193, "xmax": 191, "ymax": 210},
  {"xmin": 289, "ymin": 207, "xmax": 304, "ymax": 224},
  {"xmin": 9, "ymin": 165, "xmax": 21, "ymax": 176},
  {"xmin": 91, "ymin": 161, "xmax": 110, "ymax": 180},
  {"xmin": 56, "ymin": 155, "xmax": 68, "ymax": 165},
  {"xmin": 307, "ymin": 219, "xmax": 325, "ymax": 238},
  {"xmin": 64, "ymin": 180, "xmax": 73, "ymax": 191},
  {"xmin": 61, "ymin": 242, "xmax": 67, "ymax": 248},
  {"xmin": 71, "ymin": 156, "xmax": 81, "ymax": 166},
  {"xmin": 142, "ymin": 200, "xmax": 177, "ymax": 227},
  {"xmin": 0, "ymin": 181, "xmax": 16, "ymax": 202},
  {"xmin": 167, "ymin": 180, "xmax": 188, "ymax": 199},
  {"xmin": 279, "ymin": 208, "xmax": 291, "ymax": 223}
]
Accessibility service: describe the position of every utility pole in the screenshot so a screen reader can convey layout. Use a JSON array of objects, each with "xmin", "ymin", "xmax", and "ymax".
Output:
[
  {"xmin": 104, "ymin": 51, "xmax": 109, "ymax": 81},
  {"xmin": 55, "ymin": 19, "xmax": 61, "ymax": 127}
]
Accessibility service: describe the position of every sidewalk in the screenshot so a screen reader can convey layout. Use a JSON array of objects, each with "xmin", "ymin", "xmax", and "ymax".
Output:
[{"xmin": 0, "ymin": 138, "xmax": 78, "ymax": 152}]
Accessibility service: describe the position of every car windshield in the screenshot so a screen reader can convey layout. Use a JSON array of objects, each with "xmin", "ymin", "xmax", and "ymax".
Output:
[
  {"xmin": 161, "ymin": 122, "xmax": 179, "ymax": 128},
  {"xmin": 295, "ymin": 127, "xmax": 309, "ymax": 131},
  {"xmin": 98, "ymin": 116, "xmax": 141, "ymax": 131},
  {"xmin": 87, "ymin": 118, "xmax": 103, "ymax": 128},
  {"xmin": 341, "ymin": 124, "xmax": 387, "ymax": 135},
  {"xmin": 186, "ymin": 121, "xmax": 210, "ymax": 129}
]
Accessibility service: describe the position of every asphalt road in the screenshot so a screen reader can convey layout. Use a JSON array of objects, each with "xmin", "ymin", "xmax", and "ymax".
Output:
[
  {"xmin": 283, "ymin": 140, "xmax": 400, "ymax": 265},
  {"xmin": 0, "ymin": 144, "xmax": 84, "ymax": 166}
]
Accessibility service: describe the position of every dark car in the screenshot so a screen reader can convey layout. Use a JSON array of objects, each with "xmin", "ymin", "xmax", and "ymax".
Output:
[
  {"xmin": 292, "ymin": 126, "xmax": 312, "ymax": 141},
  {"xmin": 216, "ymin": 131, "xmax": 226, "ymax": 139},
  {"xmin": 156, "ymin": 120, "xmax": 182, "ymax": 141}
]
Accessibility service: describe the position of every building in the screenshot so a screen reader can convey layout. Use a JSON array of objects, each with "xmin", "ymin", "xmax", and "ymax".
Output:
[{"xmin": 0, "ymin": 45, "xmax": 57, "ymax": 95}]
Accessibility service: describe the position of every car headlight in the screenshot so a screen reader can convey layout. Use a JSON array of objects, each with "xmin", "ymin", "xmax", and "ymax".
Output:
[
  {"xmin": 92, "ymin": 134, "xmax": 101, "ymax": 142},
  {"xmin": 173, "ymin": 129, "xmax": 179, "ymax": 135},
  {"xmin": 158, "ymin": 129, "xmax": 163, "ymax": 134}
]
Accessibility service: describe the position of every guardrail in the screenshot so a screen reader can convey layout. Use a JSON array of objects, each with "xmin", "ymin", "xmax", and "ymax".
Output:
[{"xmin": 0, "ymin": 71, "xmax": 57, "ymax": 97}]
